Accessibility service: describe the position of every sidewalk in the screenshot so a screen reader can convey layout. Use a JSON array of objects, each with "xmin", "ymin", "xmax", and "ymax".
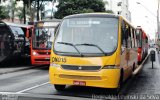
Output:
[
  {"xmin": 0, "ymin": 66, "xmax": 33, "ymax": 75},
  {"xmin": 0, "ymin": 56, "xmax": 33, "ymax": 75},
  {"xmin": 121, "ymin": 48, "xmax": 160, "ymax": 95}
]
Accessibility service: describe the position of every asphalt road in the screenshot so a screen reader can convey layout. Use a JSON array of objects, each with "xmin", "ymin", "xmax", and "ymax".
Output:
[{"xmin": 0, "ymin": 48, "xmax": 159, "ymax": 100}]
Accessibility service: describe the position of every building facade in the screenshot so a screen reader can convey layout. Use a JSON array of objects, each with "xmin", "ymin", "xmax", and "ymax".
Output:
[{"xmin": 104, "ymin": 0, "xmax": 131, "ymax": 22}]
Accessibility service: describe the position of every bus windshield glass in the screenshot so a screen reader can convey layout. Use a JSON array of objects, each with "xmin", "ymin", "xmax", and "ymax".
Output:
[
  {"xmin": 32, "ymin": 22, "xmax": 58, "ymax": 49},
  {"xmin": 54, "ymin": 17, "xmax": 118, "ymax": 56}
]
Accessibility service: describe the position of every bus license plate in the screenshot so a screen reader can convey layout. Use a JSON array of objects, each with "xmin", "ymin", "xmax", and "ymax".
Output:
[{"xmin": 73, "ymin": 80, "xmax": 86, "ymax": 86}]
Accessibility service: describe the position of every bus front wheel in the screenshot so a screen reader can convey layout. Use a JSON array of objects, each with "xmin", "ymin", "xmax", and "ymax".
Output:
[
  {"xmin": 54, "ymin": 84, "xmax": 66, "ymax": 91},
  {"xmin": 112, "ymin": 69, "xmax": 123, "ymax": 94}
]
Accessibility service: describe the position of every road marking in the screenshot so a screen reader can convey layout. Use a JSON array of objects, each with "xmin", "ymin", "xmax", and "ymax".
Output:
[
  {"xmin": 0, "ymin": 92, "xmax": 25, "ymax": 94},
  {"xmin": 0, "ymin": 65, "xmax": 49, "ymax": 75},
  {"xmin": 16, "ymin": 82, "xmax": 49, "ymax": 93}
]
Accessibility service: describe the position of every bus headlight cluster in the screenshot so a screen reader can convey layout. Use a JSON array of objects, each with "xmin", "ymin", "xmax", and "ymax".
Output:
[
  {"xmin": 33, "ymin": 51, "xmax": 38, "ymax": 56},
  {"xmin": 103, "ymin": 65, "xmax": 119, "ymax": 69},
  {"xmin": 50, "ymin": 63, "xmax": 60, "ymax": 67}
]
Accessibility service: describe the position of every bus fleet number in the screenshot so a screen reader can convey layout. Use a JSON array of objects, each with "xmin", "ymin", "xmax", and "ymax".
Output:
[{"xmin": 52, "ymin": 57, "xmax": 66, "ymax": 63}]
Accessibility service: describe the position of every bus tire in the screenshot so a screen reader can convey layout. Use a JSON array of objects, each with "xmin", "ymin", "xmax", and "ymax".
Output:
[
  {"xmin": 132, "ymin": 63, "xmax": 135, "ymax": 72},
  {"xmin": 54, "ymin": 84, "xmax": 66, "ymax": 91},
  {"xmin": 138, "ymin": 61, "xmax": 141, "ymax": 65}
]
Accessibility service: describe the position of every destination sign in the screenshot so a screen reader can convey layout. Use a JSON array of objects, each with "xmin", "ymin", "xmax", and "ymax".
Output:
[
  {"xmin": 36, "ymin": 22, "xmax": 60, "ymax": 28},
  {"xmin": 67, "ymin": 19, "xmax": 100, "ymax": 27}
]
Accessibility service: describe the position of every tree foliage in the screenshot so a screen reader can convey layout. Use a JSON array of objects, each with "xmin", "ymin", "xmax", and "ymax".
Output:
[
  {"xmin": 54, "ymin": 0, "xmax": 106, "ymax": 19},
  {"xmin": 11, "ymin": 0, "xmax": 17, "ymax": 22},
  {"xmin": 16, "ymin": 7, "xmax": 25, "ymax": 23},
  {"xmin": 0, "ymin": 5, "xmax": 10, "ymax": 20}
]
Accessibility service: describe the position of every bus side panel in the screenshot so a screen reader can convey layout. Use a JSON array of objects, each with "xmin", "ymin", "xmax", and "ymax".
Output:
[
  {"xmin": 0, "ymin": 22, "xmax": 14, "ymax": 63},
  {"xmin": 120, "ymin": 18, "xmax": 138, "ymax": 81}
]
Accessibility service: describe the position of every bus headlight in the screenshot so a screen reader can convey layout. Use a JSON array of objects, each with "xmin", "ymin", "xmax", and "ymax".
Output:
[
  {"xmin": 50, "ymin": 63, "xmax": 60, "ymax": 67},
  {"xmin": 33, "ymin": 51, "xmax": 38, "ymax": 56},
  {"xmin": 103, "ymin": 65, "xmax": 120, "ymax": 69}
]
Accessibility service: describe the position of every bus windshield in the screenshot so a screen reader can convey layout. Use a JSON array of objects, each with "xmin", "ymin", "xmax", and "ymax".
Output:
[
  {"xmin": 9, "ymin": 26, "xmax": 24, "ymax": 40},
  {"xmin": 32, "ymin": 23, "xmax": 56, "ymax": 49},
  {"xmin": 54, "ymin": 17, "xmax": 118, "ymax": 56}
]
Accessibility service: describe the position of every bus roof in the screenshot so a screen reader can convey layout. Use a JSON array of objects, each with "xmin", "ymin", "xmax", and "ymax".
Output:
[
  {"xmin": 64, "ymin": 13, "xmax": 119, "ymax": 19},
  {"xmin": 63, "ymin": 13, "xmax": 135, "ymax": 29},
  {"xmin": 3, "ymin": 21, "xmax": 33, "ymax": 28},
  {"xmin": 28, "ymin": 19, "xmax": 61, "ymax": 25}
]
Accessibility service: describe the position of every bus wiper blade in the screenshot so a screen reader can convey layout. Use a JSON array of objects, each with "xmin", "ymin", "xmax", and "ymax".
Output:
[
  {"xmin": 75, "ymin": 43, "xmax": 106, "ymax": 55},
  {"xmin": 57, "ymin": 42, "xmax": 83, "ymax": 57}
]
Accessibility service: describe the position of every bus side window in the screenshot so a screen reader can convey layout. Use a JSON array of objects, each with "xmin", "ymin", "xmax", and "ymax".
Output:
[
  {"xmin": 127, "ymin": 26, "xmax": 131, "ymax": 48},
  {"xmin": 131, "ymin": 28, "xmax": 133, "ymax": 48},
  {"xmin": 121, "ymin": 22, "xmax": 128, "ymax": 54},
  {"xmin": 132, "ymin": 29, "xmax": 135, "ymax": 48},
  {"xmin": 124, "ymin": 24, "xmax": 129, "ymax": 48},
  {"xmin": 146, "ymin": 37, "xmax": 148, "ymax": 43},
  {"xmin": 135, "ymin": 30, "xmax": 138, "ymax": 48},
  {"xmin": 131, "ymin": 28, "xmax": 134, "ymax": 48}
]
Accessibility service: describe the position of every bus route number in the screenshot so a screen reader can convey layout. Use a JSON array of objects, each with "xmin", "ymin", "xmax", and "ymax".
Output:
[{"xmin": 52, "ymin": 57, "xmax": 66, "ymax": 63}]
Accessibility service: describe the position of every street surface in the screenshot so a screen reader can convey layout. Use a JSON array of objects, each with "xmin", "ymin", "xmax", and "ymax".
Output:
[{"xmin": 0, "ymin": 48, "xmax": 160, "ymax": 100}]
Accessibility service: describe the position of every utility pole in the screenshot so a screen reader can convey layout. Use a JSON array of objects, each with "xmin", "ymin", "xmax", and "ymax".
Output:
[
  {"xmin": 23, "ymin": 0, "xmax": 26, "ymax": 24},
  {"xmin": 29, "ymin": 0, "xmax": 32, "ymax": 22},
  {"xmin": 37, "ymin": 0, "xmax": 40, "ymax": 21}
]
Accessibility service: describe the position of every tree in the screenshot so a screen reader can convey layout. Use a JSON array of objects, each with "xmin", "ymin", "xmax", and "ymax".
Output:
[
  {"xmin": 54, "ymin": 0, "xmax": 106, "ymax": 19},
  {"xmin": 11, "ymin": 0, "xmax": 17, "ymax": 22},
  {"xmin": 0, "ymin": 5, "xmax": 10, "ymax": 20},
  {"xmin": 16, "ymin": 7, "xmax": 25, "ymax": 23},
  {"xmin": 18, "ymin": 0, "xmax": 52, "ymax": 21}
]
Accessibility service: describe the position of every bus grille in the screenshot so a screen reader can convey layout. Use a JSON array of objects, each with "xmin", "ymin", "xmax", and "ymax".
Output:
[
  {"xmin": 61, "ymin": 65, "xmax": 101, "ymax": 71},
  {"xmin": 37, "ymin": 52, "xmax": 51, "ymax": 55},
  {"xmin": 59, "ymin": 74, "xmax": 101, "ymax": 80}
]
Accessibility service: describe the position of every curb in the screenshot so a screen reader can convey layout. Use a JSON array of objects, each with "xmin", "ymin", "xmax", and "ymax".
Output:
[{"xmin": 0, "ymin": 65, "xmax": 49, "ymax": 75}]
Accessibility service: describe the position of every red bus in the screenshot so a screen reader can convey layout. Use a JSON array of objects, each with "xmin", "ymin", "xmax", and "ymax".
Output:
[
  {"xmin": 29, "ymin": 20, "xmax": 61, "ymax": 65},
  {"xmin": 136, "ymin": 27, "xmax": 148, "ymax": 64}
]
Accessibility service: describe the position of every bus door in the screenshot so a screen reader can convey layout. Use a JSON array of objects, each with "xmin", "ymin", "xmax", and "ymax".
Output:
[{"xmin": 121, "ymin": 22, "xmax": 132, "ymax": 80}]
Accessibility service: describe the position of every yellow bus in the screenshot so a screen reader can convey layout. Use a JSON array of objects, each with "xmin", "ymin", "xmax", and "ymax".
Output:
[{"xmin": 49, "ymin": 13, "xmax": 138, "ymax": 93}]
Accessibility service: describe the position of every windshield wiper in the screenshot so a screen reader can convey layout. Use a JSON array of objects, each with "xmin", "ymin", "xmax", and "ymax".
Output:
[
  {"xmin": 75, "ymin": 43, "xmax": 106, "ymax": 55},
  {"xmin": 57, "ymin": 42, "xmax": 83, "ymax": 57}
]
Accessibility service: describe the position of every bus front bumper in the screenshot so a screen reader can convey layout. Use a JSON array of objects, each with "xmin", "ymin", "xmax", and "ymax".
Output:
[
  {"xmin": 49, "ymin": 67, "xmax": 121, "ymax": 89},
  {"xmin": 31, "ymin": 55, "xmax": 50, "ymax": 65}
]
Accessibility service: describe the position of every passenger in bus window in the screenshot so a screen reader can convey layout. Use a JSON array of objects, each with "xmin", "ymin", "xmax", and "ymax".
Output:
[
  {"xmin": 121, "ymin": 23, "xmax": 129, "ymax": 54},
  {"xmin": 40, "ymin": 41, "xmax": 46, "ymax": 48}
]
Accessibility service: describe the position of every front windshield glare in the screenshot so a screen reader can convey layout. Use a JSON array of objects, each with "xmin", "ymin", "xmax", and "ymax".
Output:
[{"xmin": 54, "ymin": 17, "xmax": 118, "ymax": 55}]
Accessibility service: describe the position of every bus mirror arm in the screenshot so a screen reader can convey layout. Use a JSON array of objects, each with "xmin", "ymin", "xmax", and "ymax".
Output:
[{"xmin": 54, "ymin": 24, "xmax": 59, "ymax": 36}]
